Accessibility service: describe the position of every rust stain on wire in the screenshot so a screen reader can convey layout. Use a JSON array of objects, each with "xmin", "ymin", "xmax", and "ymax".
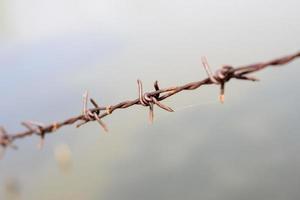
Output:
[{"xmin": 0, "ymin": 51, "xmax": 299, "ymax": 156}]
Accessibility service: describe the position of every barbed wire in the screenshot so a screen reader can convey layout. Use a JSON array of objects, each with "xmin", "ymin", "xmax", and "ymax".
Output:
[{"xmin": 1, "ymin": 51, "xmax": 299, "ymax": 156}]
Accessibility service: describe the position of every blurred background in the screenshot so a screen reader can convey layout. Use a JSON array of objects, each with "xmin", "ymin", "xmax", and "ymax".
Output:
[{"xmin": 0, "ymin": 0, "xmax": 300, "ymax": 199}]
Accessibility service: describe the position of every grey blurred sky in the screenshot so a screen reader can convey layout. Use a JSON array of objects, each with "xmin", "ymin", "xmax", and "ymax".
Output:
[{"xmin": 0, "ymin": 0, "xmax": 300, "ymax": 200}]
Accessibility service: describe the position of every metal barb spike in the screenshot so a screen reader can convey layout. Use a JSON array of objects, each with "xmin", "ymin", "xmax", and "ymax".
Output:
[
  {"xmin": 149, "ymin": 103, "xmax": 154, "ymax": 124},
  {"xmin": 37, "ymin": 135, "xmax": 45, "ymax": 150},
  {"xmin": 220, "ymin": 83, "xmax": 225, "ymax": 104},
  {"xmin": 201, "ymin": 56, "xmax": 219, "ymax": 84},
  {"xmin": 93, "ymin": 113, "xmax": 109, "ymax": 132},
  {"xmin": 90, "ymin": 98, "xmax": 100, "ymax": 114},
  {"xmin": 152, "ymin": 98, "xmax": 174, "ymax": 112},
  {"xmin": 238, "ymin": 75, "xmax": 260, "ymax": 82},
  {"xmin": 137, "ymin": 79, "xmax": 146, "ymax": 106},
  {"xmin": 154, "ymin": 80, "xmax": 160, "ymax": 98},
  {"xmin": 82, "ymin": 91, "xmax": 89, "ymax": 116}
]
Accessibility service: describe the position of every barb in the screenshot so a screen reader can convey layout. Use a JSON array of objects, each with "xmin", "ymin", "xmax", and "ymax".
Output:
[
  {"xmin": 76, "ymin": 92, "xmax": 108, "ymax": 132},
  {"xmin": 137, "ymin": 79, "xmax": 173, "ymax": 123},
  {"xmin": 0, "ymin": 51, "xmax": 299, "ymax": 157}
]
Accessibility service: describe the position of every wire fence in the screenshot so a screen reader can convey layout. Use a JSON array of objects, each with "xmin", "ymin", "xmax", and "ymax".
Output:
[{"xmin": 1, "ymin": 51, "xmax": 300, "ymax": 156}]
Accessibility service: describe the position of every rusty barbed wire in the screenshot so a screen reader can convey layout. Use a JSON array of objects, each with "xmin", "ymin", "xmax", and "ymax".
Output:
[{"xmin": 0, "ymin": 51, "xmax": 299, "ymax": 157}]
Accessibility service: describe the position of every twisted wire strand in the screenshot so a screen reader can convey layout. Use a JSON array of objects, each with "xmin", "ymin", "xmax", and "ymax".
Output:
[{"xmin": 0, "ymin": 51, "xmax": 299, "ymax": 155}]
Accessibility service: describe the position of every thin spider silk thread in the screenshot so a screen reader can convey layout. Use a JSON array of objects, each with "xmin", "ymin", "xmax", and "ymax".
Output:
[{"xmin": 153, "ymin": 100, "xmax": 218, "ymax": 122}]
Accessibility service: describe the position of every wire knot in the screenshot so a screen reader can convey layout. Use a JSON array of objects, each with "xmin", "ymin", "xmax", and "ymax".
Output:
[
  {"xmin": 137, "ymin": 79, "xmax": 174, "ymax": 123},
  {"xmin": 78, "ymin": 92, "xmax": 109, "ymax": 132},
  {"xmin": 214, "ymin": 65, "xmax": 234, "ymax": 83},
  {"xmin": 202, "ymin": 57, "xmax": 235, "ymax": 103}
]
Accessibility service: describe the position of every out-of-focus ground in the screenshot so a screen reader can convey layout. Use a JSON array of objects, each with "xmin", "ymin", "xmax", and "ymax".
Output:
[{"xmin": 0, "ymin": 0, "xmax": 300, "ymax": 199}]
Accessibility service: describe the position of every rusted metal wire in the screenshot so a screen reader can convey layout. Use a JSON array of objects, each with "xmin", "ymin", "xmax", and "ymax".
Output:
[{"xmin": 0, "ymin": 51, "xmax": 299, "ymax": 156}]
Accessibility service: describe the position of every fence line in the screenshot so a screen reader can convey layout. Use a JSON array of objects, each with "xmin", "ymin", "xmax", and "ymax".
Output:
[{"xmin": 1, "ymin": 51, "xmax": 299, "ymax": 155}]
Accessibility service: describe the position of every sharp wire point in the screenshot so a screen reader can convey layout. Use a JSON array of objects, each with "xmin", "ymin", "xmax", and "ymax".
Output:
[
  {"xmin": 201, "ymin": 56, "xmax": 219, "ymax": 84},
  {"xmin": 83, "ymin": 91, "xmax": 89, "ymax": 116},
  {"xmin": 220, "ymin": 94, "xmax": 225, "ymax": 104},
  {"xmin": 37, "ymin": 135, "xmax": 45, "ymax": 150},
  {"xmin": 219, "ymin": 83, "xmax": 225, "ymax": 104},
  {"xmin": 93, "ymin": 113, "xmax": 108, "ymax": 132},
  {"xmin": 149, "ymin": 103, "xmax": 154, "ymax": 124},
  {"xmin": 152, "ymin": 98, "xmax": 174, "ymax": 112},
  {"xmin": 90, "ymin": 98, "xmax": 100, "ymax": 110}
]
